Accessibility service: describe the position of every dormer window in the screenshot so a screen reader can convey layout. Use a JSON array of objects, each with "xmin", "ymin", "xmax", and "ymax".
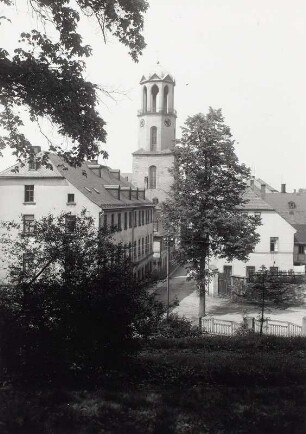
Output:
[
  {"xmin": 28, "ymin": 160, "xmax": 40, "ymax": 171},
  {"xmin": 288, "ymin": 201, "xmax": 296, "ymax": 209}
]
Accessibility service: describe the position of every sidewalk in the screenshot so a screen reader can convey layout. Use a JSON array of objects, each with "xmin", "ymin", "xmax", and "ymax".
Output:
[{"xmin": 173, "ymin": 290, "xmax": 306, "ymax": 326}]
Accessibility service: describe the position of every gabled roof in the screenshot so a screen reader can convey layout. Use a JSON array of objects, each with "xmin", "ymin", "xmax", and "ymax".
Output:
[
  {"xmin": 0, "ymin": 154, "xmax": 153, "ymax": 209},
  {"xmin": 253, "ymin": 178, "xmax": 278, "ymax": 192},
  {"xmin": 263, "ymin": 192, "xmax": 306, "ymax": 225},
  {"xmin": 292, "ymin": 224, "xmax": 306, "ymax": 244},
  {"xmin": 0, "ymin": 161, "xmax": 64, "ymax": 178},
  {"xmin": 48, "ymin": 154, "xmax": 152, "ymax": 209},
  {"xmin": 240, "ymin": 188, "xmax": 274, "ymax": 211}
]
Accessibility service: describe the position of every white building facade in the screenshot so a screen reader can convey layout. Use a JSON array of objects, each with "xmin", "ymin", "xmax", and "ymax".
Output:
[{"xmin": 0, "ymin": 152, "xmax": 154, "ymax": 282}]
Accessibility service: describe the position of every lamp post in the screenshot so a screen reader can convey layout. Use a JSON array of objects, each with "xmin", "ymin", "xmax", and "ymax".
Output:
[{"xmin": 164, "ymin": 233, "xmax": 174, "ymax": 320}]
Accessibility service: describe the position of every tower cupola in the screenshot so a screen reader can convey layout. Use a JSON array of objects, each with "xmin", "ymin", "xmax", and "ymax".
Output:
[{"xmin": 137, "ymin": 63, "xmax": 176, "ymax": 152}]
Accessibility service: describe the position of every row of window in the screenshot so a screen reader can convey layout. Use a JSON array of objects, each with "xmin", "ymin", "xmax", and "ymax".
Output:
[
  {"xmin": 22, "ymin": 235, "xmax": 154, "ymax": 273},
  {"xmin": 22, "ymin": 214, "xmax": 76, "ymax": 234},
  {"xmin": 103, "ymin": 208, "xmax": 153, "ymax": 231},
  {"xmin": 24, "ymin": 186, "xmax": 76, "ymax": 205},
  {"xmin": 224, "ymin": 265, "xmax": 281, "ymax": 278}
]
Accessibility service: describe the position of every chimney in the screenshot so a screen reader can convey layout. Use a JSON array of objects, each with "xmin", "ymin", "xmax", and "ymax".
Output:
[
  {"xmin": 250, "ymin": 177, "xmax": 255, "ymax": 189},
  {"xmin": 261, "ymin": 184, "xmax": 266, "ymax": 196},
  {"xmin": 281, "ymin": 183, "xmax": 286, "ymax": 193}
]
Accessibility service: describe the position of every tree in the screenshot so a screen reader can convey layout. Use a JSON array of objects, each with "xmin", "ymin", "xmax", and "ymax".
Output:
[
  {"xmin": 162, "ymin": 108, "xmax": 261, "ymax": 318},
  {"xmin": 0, "ymin": 0, "xmax": 148, "ymax": 166},
  {"xmin": 246, "ymin": 266, "xmax": 304, "ymax": 335},
  {"xmin": 0, "ymin": 211, "xmax": 164, "ymax": 383}
]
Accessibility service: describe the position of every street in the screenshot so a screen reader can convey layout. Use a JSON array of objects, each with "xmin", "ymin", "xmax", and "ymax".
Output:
[{"xmin": 154, "ymin": 265, "xmax": 306, "ymax": 326}]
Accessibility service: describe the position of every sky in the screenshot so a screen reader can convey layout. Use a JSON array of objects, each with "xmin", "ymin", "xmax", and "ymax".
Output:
[{"xmin": 1, "ymin": 0, "xmax": 305, "ymax": 192}]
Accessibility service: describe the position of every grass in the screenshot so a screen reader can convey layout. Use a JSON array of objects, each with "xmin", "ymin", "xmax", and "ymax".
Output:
[{"xmin": 0, "ymin": 335, "xmax": 305, "ymax": 433}]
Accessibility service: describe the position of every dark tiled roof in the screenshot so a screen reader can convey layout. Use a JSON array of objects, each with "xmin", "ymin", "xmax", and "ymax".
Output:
[
  {"xmin": 49, "ymin": 154, "xmax": 152, "ymax": 209},
  {"xmin": 0, "ymin": 162, "xmax": 64, "ymax": 178},
  {"xmin": 240, "ymin": 188, "xmax": 274, "ymax": 211},
  {"xmin": 263, "ymin": 192, "xmax": 306, "ymax": 225},
  {"xmin": 293, "ymin": 225, "xmax": 306, "ymax": 244}
]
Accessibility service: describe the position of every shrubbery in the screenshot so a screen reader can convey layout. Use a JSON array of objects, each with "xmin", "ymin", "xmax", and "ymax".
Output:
[{"xmin": 0, "ymin": 213, "xmax": 167, "ymax": 384}]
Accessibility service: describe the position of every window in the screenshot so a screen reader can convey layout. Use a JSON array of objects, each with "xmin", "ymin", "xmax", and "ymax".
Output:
[
  {"xmin": 142, "ymin": 210, "xmax": 145, "ymax": 226},
  {"xmin": 117, "ymin": 213, "xmax": 122, "ymax": 231},
  {"xmin": 24, "ymin": 185, "xmax": 34, "ymax": 203},
  {"xmin": 23, "ymin": 215, "xmax": 34, "ymax": 234},
  {"xmin": 138, "ymin": 239, "xmax": 141, "ymax": 257},
  {"xmin": 288, "ymin": 201, "xmax": 296, "ymax": 209},
  {"xmin": 149, "ymin": 166, "xmax": 157, "ymax": 189},
  {"xmin": 111, "ymin": 213, "xmax": 114, "ymax": 227},
  {"xmin": 103, "ymin": 213, "xmax": 108, "ymax": 228},
  {"xmin": 223, "ymin": 266, "xmax": 232, "ymax": 278},
  {"xmin": 65, "ymin": 215, "xmax": 76, "ymax": 233},
  {"xmin": 152, "ymin": 197, "xmax": 159, "ymax": 205},
  {"xmin": 298, "ymin": 245, "xmax": 305, "ymax": 254},
  {"xmin": 138, "ymin": 210, "xmax": 141, "ymax": 226},
  {"xmin": 270, "ymin": 237, "xmax": 279, "ymax": 252},
  {"xmin": 151, "ymin": 84, "xmax": 159, "ymax": 112},
  {"xmin": 23, "ymin": 253, "xmax": 33, "ymax": 273},
  {"xmin": 246, "ymin": 266, "xmax": 255, "ymax": 278},
  {"xmin": 163, "ymin": 85, "xmax": 169, "ymax": 112},
  {"xmin": 134, "ymin": 211, "xmax": 137, "ymax": 227},
  {"xmin": 129, "ymin": 211, "xmax": 133, "ymax": 228},
  {"xmin": 124, "ymin": 212, "xmax": 128, "ymax": 230},
  {"xmin": 150, "ymin": 234, "xmax": 153, "ymax": 252},
  {"xmin": 28, "ymin": 160, "xmax": 40, "ymax": 171},
  {"xmin": 142, "ymin": 238, "xmax": 144, "ymax": 256},
  {"xmin": 67, "ymin": 193, "xmax": 75, "ymax": 204},
  {"xmin": 143, "ymin": 86, "xmax": 147, "ymax": 112},
  {"xmin": 133, "ymin": 241, "xmax": 137, "ymax": 260},
  {"xmin": 150, "ymin": 126, "xmax": 157, "ymax": 151},
  {"xmin": 254, "ymin": 212, "xmax": 261, "ymax": 218}
]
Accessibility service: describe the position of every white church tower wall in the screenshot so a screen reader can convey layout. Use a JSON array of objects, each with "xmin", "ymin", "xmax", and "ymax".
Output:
[{"xmin": 132, "ymin": 64, "xmax": 176, "ymax": 203}]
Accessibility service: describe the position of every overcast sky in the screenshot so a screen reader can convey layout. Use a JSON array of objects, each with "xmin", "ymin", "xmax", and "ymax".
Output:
[{"xmin": 1, "ymin": 0, "xmax": 305, "ymax": 192}]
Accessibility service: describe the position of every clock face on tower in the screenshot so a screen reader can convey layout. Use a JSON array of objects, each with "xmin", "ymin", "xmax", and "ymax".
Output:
[
  {"xmin": 140, "ymin": 119, "xmax": 145, "ymax": 127},
  {"xmin": 164, "ymin": 118, "xmax": 171, "ymax": 127}
]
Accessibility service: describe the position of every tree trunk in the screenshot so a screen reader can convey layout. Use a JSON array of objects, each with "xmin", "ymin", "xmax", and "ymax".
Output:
[
  {"xmin": 260, "ymin": 274, "xmax": 266, "ymax": 336},
  {"xmin": 198, "ymin": 255, "xmax": 206, "ymax": 317}
]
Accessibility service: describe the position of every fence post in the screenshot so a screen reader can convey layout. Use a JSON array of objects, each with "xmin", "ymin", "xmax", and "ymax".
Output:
[
  {"xmin": 302, "ymin": 317, "xmax": 306, "ymax": 337},
  {"xmin": 244, "ymin": 316, "xmax": 254, "ymax": 331}
]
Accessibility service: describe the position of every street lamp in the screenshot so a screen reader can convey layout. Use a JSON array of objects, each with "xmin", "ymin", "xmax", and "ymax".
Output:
[{"xmin": 164, "ymin": 233, "xmax": 175, "ymax": 320}]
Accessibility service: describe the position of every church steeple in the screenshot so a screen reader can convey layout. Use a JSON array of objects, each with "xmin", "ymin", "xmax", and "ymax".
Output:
[
  {"xmin": 137, "ymin": 63, "xmax": 176, "ymax": 153},
  {"xmin": 132, "ymin": 65, "xmax": 176, "ymax": 203}
]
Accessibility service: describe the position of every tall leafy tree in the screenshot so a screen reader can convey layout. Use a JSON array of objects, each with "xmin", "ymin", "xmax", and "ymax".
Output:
[
  {"xmin": 0, "ymin": 0, "xmax": 148, "ymax": 166},
  {"xmin": 162, "ymin": 108, "xmax": 260, "ymax": 317}
]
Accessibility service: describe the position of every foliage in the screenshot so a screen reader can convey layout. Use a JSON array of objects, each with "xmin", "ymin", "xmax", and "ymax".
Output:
[
  {"xmin": 0, "ymin": 0, "xmax": 148, "ymax": 165},
  {"xmin": 0, "ymin": 334, "xmax": 305, "ymax": 433},
  {"xmin": 149, "ymin": 313, "xmax": 201, "ymax": 339},
  {"xmin": 244, "ymin": 266, "xmax": 305, "ymax": 335},
  {"xmin": 0, "ymin": 211, "xmax": 165, "ymax": 383},
  {"xmin": 162, "ymin": 108, "xmax": 261, "ymax": 314}
]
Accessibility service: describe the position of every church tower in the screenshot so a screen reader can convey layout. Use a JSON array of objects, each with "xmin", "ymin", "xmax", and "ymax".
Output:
[{"xmin": 132, "ymin": 64, "xmax": 176, "ymax": 203}]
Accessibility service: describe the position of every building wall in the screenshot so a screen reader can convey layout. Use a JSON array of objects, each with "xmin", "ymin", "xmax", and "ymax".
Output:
[
  {"xmin": 212, "ymin": 210, "xmax": 296, "ymax": 276},
  {"xmin": 132, "ymin": 153, "xmax": 174, "ymax": 202},
  {"xmin": 0, "ymin": 178, "xmax": 154, "ymax": 281},
  {"xmin": 0, "ymin": 177, "xmax": 100, "ymax": 224}
]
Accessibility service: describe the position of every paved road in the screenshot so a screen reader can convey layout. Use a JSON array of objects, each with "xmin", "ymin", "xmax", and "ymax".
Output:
[
  {"xmin": 154, "ymin": 265, "xmax": 196, "ymax": 306},
  {"xmin": 154, "ymin": 265, "xmax": 306, "ymax": 326}
]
